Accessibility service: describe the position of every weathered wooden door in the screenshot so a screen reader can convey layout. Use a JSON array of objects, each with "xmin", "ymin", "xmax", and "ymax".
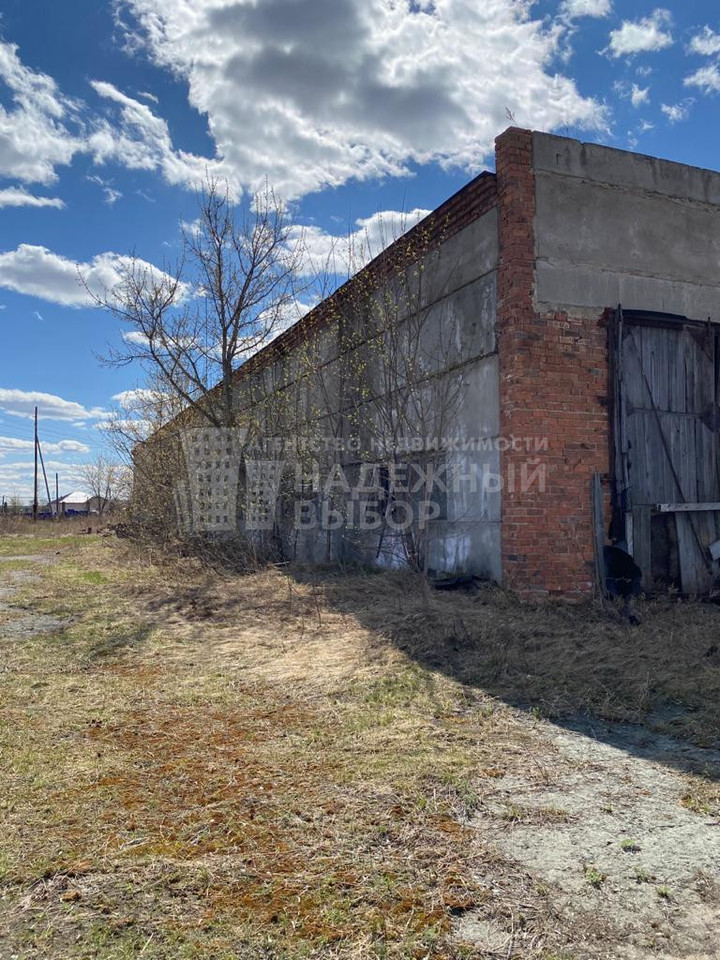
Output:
[{"xmin": 612, "ymin": 310, "xmax": 720, "ymax": 594}]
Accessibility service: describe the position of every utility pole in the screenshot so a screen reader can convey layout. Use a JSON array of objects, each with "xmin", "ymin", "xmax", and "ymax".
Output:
[
  {"xmin": 33, "ymin": 406, "xmax": 38, "ymax": 523},
  {"xmin": 55, "ymin": 472, "xmax": 59, "ymax": 520},
  {"xmin": 37, "ymin": 437, "xmax": 53, "ymax": 516}
]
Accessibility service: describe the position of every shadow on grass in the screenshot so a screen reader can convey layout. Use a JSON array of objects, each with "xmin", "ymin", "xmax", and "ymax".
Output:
[
  {"xmin": 291, "ymin": 567, "xmax": 720, "ymax": 782},
  {"xmin": 107, "ymin": 538, "xmax": 720, "ymax": 784},
  {"xmin": 85, "ymin": 624, "xmax": 155, "ymax": 661}
]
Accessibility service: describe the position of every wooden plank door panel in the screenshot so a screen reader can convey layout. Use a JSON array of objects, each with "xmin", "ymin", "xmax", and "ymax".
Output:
[{"xmin": 621, "ymin": 318, "xmax": 720, "ymax": 593}]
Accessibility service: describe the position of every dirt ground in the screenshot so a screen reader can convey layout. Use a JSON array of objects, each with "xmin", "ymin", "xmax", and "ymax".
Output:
[
  {"xmin": 461, "ymin": 717, "xmax": 720, "ymax": 958},
  {"xmin": 0, "ymin": 533, "xmax": 718, "ymax": 959}
]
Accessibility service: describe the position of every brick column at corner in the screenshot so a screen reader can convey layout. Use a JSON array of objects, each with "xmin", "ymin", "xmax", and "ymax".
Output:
[{"xmin": 495, "ymin": 128, "xmax": 610, "ymax": 597}]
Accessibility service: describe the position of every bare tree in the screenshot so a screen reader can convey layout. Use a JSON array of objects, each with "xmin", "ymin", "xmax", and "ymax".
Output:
[
  {"xmin": 100, "ymin": 375, "xmax": 184, "ymax": 470},
  {"xmin": 94, "ymin": 181, "xmax": 305, "ymax": 429},
  {"xmin": 95, "ymin": 191, "xmax": 475, "ymax": 574},
  {"xmin": 97, "ymin": 377, "xmax": 188, "ymax": 537},
  {"xmin": 79, "ymin": 454, "xmax": 128, "ymax": 516},
  {"xmin": 269, "ymin": 213, "xmax": 472, "ymax": 574}
]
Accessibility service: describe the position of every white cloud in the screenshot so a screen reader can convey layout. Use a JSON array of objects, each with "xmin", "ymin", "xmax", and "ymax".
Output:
[
  {"xmin": 0, "ymin": 435, "xmax": 90, "ymax": 457},
  {"xmin": 631, "ymin": 83, "xmax": 650, "ymax": 107},
  {"xmin": 180, "ymin": 217, "xmax": 203, "ymax": 237},
  {"xmin": 560, "ymin": 0, "xmax": 611, "ymax": 19},
  {"xmin": 688, "ymin": 27, "xmax": 720, "ymax": 57},
  {"xmin": 88, "ymin": 80, "xmax": 239, "ymax": 194},
  {"xmin": 51, "ymin": 439, "xmax": 91, "ymax": 454},
  {"xmin": 87, "ymin": 174, "xmax": 122, "ymax": 205},
  {"xmin": 0, "ymin": 5, "xmax": 611, "ymax": 202},
  {"xmin": 111, "ymin": 388, "xmax": 162, "ymax": 410},
  {"xmin": 0, "ymin": 243, "xmax": 180, "ymax": 307},
  {"xmin": 117, "ymin": 0, "xmax": 605, "ymax": 200},
  {"xmin": 0, "ymin": 186, "xmax": 65, "ymax": 208},
  {"xmin": 614, "ymin": 80, "xmax": 650, "ymax": 107},
  {"xmin": 661, "ymin": 101, "xmax": 690, "ymax": 123},
  {"xmin": 626, "ymin": 116, "xmax": 655, "ymax": 149},
  {"xmin": 0, "ymin": 40, "xmax": 82, "ymax": 184},
  {"xmin": 606, "ymin": 9, "xmax": 672, "ymax": 58},
  {"xmin": 122, "ymin": 330, "xmax": 150, "ymax": 346},
  {"xmin": 685, "ymin": 64, "xmax": 720, "ymax": 95},
  {"xmin": 290, "ymin": 208, "xmax": 432, "ymax": 276},
  {"xmin": 0, "ymin": 38, "xmax": 227, "ymax": 192},
  {"xmin": 0, "ymin": 388, "xmax": 107, "ymax": 422}
]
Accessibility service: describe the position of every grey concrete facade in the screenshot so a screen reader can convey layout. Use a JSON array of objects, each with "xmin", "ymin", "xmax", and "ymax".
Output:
[
  {"xmin": 234, "ymin": 207, "xmax": 503, "ymax": 578},
  {"xmin": 533, "ymin": 132, "xmax": 720, "ymax": 320}
]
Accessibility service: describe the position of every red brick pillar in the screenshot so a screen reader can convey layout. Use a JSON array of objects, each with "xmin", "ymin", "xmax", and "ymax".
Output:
[{"xmin": 495, "ymin": 128, "xmax": 610, "ymax": 597}]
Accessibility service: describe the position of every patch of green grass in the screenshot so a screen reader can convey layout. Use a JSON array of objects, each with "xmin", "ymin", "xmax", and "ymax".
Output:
[
  {"xmin": 632, "ymin": 868, "xmax": 655, "ymax": 884},
  {"xmin": 620, "ymin": 839, "xmax": 641, "ymax": 853},
  {"xmin": 499, "ymin": 803, "xmax": 571, "ymax": 825},
  {"xmin": 657, "ymin": 886, "xmax": 674, "ymax": 901},
  {"xmin": 0, "ymin": 534, "xmax": 98, "ymax": 556},
  {"xmin": 500, "ymin": 803, "xmax": 526, "ymax": 822},
  {"xmin": 0, "ymin": 557, "xmax": 37, "ymax": 571},
  {"xmin": 363, "ymin": 665, "xmax": 432, "ymax": 708},
  {"xmin": 585, "ymin": 866, "xmax": 606, "ymax": 889},
  {"xmin": 681, "ymin": 775, "xmax": 720, "ymax": 817},
  {"xmin": 78, "ymin": 570, "xmax": 109, "ymax": 585}
]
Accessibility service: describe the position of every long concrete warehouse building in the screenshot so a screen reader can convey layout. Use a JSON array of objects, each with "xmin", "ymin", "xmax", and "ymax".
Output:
[{"xmin": 155, "ymin": 128, "xmax": 720, "ymax": 598}]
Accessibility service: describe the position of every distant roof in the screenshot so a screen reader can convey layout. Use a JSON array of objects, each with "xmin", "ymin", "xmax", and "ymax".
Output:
[{"xmin": 60, "ymin": 491, "xmax": 91, "ymax": 504}]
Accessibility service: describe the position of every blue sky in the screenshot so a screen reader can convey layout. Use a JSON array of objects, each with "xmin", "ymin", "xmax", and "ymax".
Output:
[{"xmin": 0, "ymin": 0, "xmax": 719, "ymax": 501}]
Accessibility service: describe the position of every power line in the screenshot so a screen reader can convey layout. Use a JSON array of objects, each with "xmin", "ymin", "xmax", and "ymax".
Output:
[
  {"xmin": 0, "ymin": 417, "xmax": 76, "ymax": 433},
  {"xmin": 0, "ymin": 421, "xmax": 99, "ymax": 444}
]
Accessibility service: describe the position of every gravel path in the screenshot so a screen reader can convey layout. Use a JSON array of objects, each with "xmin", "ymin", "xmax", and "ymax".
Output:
[
  {"xmin": 0, "ymin": 554, "xmax": 70, "ymax": 640},
  {"xmin": 459, "ymin": 714, "xmax": 720, "ymax": 958}
]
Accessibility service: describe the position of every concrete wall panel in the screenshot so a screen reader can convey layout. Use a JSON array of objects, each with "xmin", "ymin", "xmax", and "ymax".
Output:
[
  {"xmin": 534, "ymin": 131, "xmax": 720, "ymax": 318},
  {"xmin": 534, "ymin": 133, "xmax": 720, "ymax": 205}
]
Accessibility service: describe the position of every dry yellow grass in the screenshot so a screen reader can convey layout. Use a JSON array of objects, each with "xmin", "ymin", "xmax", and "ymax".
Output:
[
  {"xmin": 1, "ymin": 533, "xmax": 719, "ymax": 959},
  {"xmin": 0, "ymin": 514, "xmax": 104, "ymax": 541}
]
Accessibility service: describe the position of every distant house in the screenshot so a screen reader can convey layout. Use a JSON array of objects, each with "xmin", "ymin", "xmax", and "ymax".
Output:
[{"xmin": 49, "ymin": 491, "xmax": 105, "ymax": 516}]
